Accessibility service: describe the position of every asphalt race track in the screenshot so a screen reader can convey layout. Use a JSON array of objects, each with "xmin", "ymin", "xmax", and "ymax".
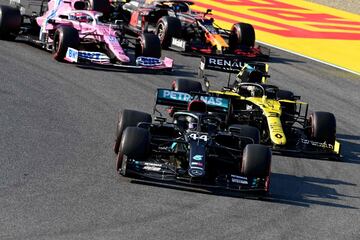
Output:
[{"xmin": 1, "ymin": 15, "xmax": 360, "ymax": 240}]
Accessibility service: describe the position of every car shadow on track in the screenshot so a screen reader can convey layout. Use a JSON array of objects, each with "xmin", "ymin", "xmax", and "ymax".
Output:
[
  {"xmin": 268, "ymin": 173, "xmax": 358, "ymax": 209},
  {"xmin": 127, "ymin": 172, "xmax": 358, "ymax": 209},
  {"xmin": 336, "ymin": 134, "xmax": 360, "ymax": 164},
  {"xmin": 268, "ymin": 54, "xmax": 305, "ymax": 65},
  {"xmin": 75, "ymin": 62, "xmax": 199, "ymax": 77}
]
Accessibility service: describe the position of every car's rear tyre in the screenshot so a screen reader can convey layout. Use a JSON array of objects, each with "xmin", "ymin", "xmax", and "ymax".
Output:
[
  {"xmin": 135, "ymin": 33, "xmax": 161, "ymax": 58},
  {"xmin": 241, "ymin": 144, "xmax": 271, "ymax": 178},
  {"xmin": 171, "ymin": 78, "xmax": 202, "ymax": 93},
  {"xmin": 114, "ymin": 109, "xmax": 152, "ymax": 154},
  {"xmin": 0, "ymin": 5, "xmax": 21, "ymax": 40},
  {"xmin": 228, "ymin": 124, "xmax": 260, "ymax": 144},
  {"xmin": 156, "ymin": 16, "xmax": 182, "ymax": 49},
  {"xmin": 52, "ymin": 26, "xmax": 80, "ymax": 61},
  {"xmin": 308, "ymin": 111, "xmax": 336, "ymax": 144},
  {"xmin": 228, "ymin": 22, "xmax": 255, "ymax": 50},
  {"xmin": 117, "ymin": 127, "xmax": 151, "ymax": 174}
]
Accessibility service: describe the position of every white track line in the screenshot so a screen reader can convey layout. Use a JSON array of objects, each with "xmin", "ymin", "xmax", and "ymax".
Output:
[{"xmin": 257, "ymin": 40, "xmax": 360, "ymax": 76}]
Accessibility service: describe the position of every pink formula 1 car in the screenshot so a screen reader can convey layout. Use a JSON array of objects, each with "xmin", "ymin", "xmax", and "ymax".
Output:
[{"xmin": 0, "ymin": 0, "xmax": 173, "ymax": 71}]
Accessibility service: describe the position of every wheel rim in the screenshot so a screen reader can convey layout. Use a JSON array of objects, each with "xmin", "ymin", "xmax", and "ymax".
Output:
[
  {"xmin": 309, "ymin": 115, "xmax": 315, "ymax": 138},
  {"xmin": 116, "ymin": 152, "xmax": 123, "ymax": 172},
  {"xmin": 120, "ymin": 155, "xmax": 128, "ymax": 176},
  {"xmin": 157, "ymin": 23, "xmax": 165, "ymax": 41},
  {"xmin": 53, "ymin": 33, "xmax": 59, "ymax": 53}
]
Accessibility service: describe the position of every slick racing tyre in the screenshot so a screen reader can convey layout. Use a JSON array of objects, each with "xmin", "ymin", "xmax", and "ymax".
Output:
[
  {"xmin": 308, "ymin": 111, "xmax": 336, "ymax": 144},
  {"xmin": 228, "ymin": 125, "xmax": 260, "ymax": 145},
  {"xmin": 171, "ymin": 78, "xmax": 202, "ymax": 93},
  {"xmin": 229, "ymin": 22, "xmax": 255, "ymax": 50},
  {"xmin": 241, "ymin": 144, "xmax": 271, "ymax": 178},
  {"xmin": 0, "ymin": 5, "xmax": 21, "ymax": 40},
  {"xmin": 52, "ymin": 26, "xmax": 80, "ymax": 61},
  {"xmin": 117, "ymin": 127, "xmax": 150, "ymax": 174},
  {"xmin": 155, "ymin": 16, "xmax": 182, "ymax": 49},
  {"xmin": 114, "ymin": 109, "xmax": 152, "ymax": 154},
  {"xmin": 135, "ymin": 33, "xmax": 161, "ymax": 58}
]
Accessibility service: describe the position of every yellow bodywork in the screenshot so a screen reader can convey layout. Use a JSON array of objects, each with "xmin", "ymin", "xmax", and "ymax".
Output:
[
  {"xmin": 334, "ymin": 140, "xmax": 341, "ymax": 155},
  {"xmin": 210, "ymin": 90, "xmax": 290, "ymax": 146}
]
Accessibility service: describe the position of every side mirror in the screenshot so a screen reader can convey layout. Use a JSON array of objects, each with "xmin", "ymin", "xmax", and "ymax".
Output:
[{"xmin": 206, "ymin": 9, "xmax": 212, "ymax": 14}]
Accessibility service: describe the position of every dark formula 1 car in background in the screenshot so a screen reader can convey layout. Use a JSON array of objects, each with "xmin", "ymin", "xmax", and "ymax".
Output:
[
  {"xmin": 113, "ymin": 89, "xmax": 272, "ymax": 195},
  {"xmin": 0, "ymin": 0, "xmax": 173, "ymax": 71},
  {"xmin": 111, "ymin": 0, "xmax": 270, "ymax": 60},
  {"xmin": 170, "ymin": 55, "xmax": 341, "ymax": 160}
]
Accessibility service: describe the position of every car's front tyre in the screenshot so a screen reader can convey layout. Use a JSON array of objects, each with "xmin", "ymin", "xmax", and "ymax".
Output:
[{"xmin": 52, "ymin": 26, "xmax": 80, "ymax": 61}]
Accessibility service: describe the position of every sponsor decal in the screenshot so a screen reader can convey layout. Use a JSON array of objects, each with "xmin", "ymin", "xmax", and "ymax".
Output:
[
  {"xmin": 78, "ymin": 51, "xmax": 110, "ymax": 63},
  {"xmin": 275, "ymin": 133, "xmax": 283, "ymax": 139},
  {"xmin": 189, "ymin": 168, "xmax": 204, "ymax": 177},
  {"xmin": 231, "ymin": 175, "xmax": 248, "ymax": 184},
  {"xmin": 189, "ymin": 133, "xmax": 208, "ymax": 142},
  {"xmin": 171, "ymin": 38, "xmax": 186, "ymax": 49},
  {"xmin": 143, "ymin": 166, "xmax": 161, "ymax": 171},
  {"xmin": 143, "ymin": 162, "xmax": 162, "ymax": 172},
  {"xmin": 208, "ymin": 57, "xmax": 245, "ymax": 69},
  {"xmin": 107, "ymin": 36, "xmax": 117, "ymax": 42},
  {"xmin": 231, "ymin": 175, "xmax": 248, "ymax": 179},
  {"xmin": 136, "ymin": 57, "xmax": 162, "ymax": 66},
  {"xmin": 144, "ymin": 163, "xmax": 162, "ymax": 167},
  {"xmin": 300, "ymin": 139, "xmax": 334, "ymax": 149},
  {"xmin": 231, "ymin": 178, "xmax": 248, "ymax": 184},
  {"xmin": 65, "ymin": 48, "xmax": 78, "ymax": 63},
  {"xmin": 193, "ymin": 154, "xmax": 204, "ymax": 161},
  {"xmin": 159, "ymin": 89, "xmax": 229, "ymax": 109},
  {"xmin": 191, "ymin": 162, "xmax": 204, "ymax": 167}
]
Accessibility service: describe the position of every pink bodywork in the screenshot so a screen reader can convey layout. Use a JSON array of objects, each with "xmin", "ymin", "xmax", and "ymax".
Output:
[{"xmin": 36, "ymin": 0, "xmax": 130, "ymax": 63}]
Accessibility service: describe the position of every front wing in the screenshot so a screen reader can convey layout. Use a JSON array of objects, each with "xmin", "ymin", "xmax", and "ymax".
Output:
[
  {"xmin": 169, "ymin": 37, "xmax": 270, "ymax": 61},
  {"xmin": 65, "ymin": 48, "xmax": 173, "ymax": 72},
  {"xmin": 124, "ymin": 159, "xmax": 269, "ymax": 195},
  {"xmin": 272, "ymin": 139, "xmax": 342, "ymax": 160}
]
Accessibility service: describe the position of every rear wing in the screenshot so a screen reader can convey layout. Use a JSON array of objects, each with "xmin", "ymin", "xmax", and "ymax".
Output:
[
  {"xmin": 198, "ymin": 55, "xmax": 269, "ymax": 80},
  {"xmin": 155, "ymin": 89, "xmax": 230, "ymax": 112}
]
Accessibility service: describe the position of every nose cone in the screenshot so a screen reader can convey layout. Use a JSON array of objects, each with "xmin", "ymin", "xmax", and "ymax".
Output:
[
  {"xmin": 271, "ymin": 133, "xmax": 287, "ymax": 145},
  {"xmin": 267, "ymin": 116, "xmax": 287, "ymax": 145},
  {"xmin": 117, "ymin": 55, "xmax": 130, "ymax": 63}
]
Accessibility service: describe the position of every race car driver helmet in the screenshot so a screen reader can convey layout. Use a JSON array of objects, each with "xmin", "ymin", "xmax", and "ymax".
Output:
[
  {"xmin": 187, "ymin": 100, "xmax": 207, "ymax": 113},
  {"xmin": 174, "ymin": 114, "xmax": 198, "ymax": 131},
  {"xmin": 74, "ymin": 12, "xmax": 92, "ymax": 23},
  {"xmin": 236, "ymin": 64, "xmax": 263, "ymax": 83},
  {"xmin": 172, "ymin": 2, "xmax": 189, "ymax": 12}
]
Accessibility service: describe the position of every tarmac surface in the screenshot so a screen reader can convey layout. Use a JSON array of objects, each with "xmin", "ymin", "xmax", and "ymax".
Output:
[{"xmin": 1, "ymin": 0, "xmax": 360, "ymax": 239}]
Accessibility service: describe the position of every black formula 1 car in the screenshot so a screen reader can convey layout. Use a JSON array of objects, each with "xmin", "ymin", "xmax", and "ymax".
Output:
[
  {"xmin": 111, "ymin": 0, "xmax": 270, "ymax": 60},
  {"xmin": 169, "ymin": 55, "xmax": 341, "ymax": 160},
  {"xmin": 113, "ymin": 89, "xmax": 272, "ymax": 195}
]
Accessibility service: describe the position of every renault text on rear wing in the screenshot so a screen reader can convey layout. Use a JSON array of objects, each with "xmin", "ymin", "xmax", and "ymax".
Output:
[{"xmin": 198, "ymin": 55, "xmax": 269, "ymax": 78}]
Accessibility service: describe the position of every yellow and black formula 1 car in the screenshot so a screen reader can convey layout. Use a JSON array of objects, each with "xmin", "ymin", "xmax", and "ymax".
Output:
[{"xmin": 170, "ymin": 55, "xmax": 341, "ymax": 160}]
